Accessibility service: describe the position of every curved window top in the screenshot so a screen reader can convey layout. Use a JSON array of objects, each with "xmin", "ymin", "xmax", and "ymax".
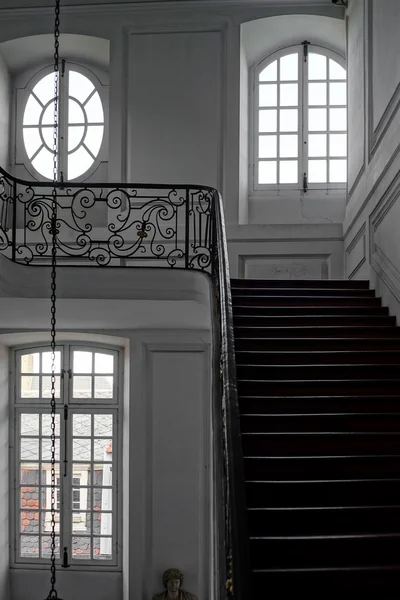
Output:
[
  {"xmin": 254, "ymin": 45, "xmax": 347, "ymax": 191},
  {"xmin": 22, "ymin": 65, "xmax": 105, "ymax": 181}
]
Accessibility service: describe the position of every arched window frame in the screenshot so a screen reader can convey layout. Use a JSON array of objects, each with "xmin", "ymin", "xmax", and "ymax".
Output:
[
  {"xmin": 15, "ymin": 60, "xmax": 109, "ymax": 183},
  {"xmin": 250, "ymin": 43, "xmax": 347, "ymax": 196}
]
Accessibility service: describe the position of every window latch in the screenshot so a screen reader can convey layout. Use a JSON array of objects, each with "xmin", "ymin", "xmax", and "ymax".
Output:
[
  {"xmin": 302, "ymin": 40, "xmax": 310, "ymax": 62},
  {"xmin": 62, "ymin": 546, "xmax": 70, "ymax": 568},
  {"xmin": 61, "ymin": 59, "xmax": 66, "ymax": 77},
  {"xmin": 303, "ymin": 172, "xmax": 308, "ymax": 193}
]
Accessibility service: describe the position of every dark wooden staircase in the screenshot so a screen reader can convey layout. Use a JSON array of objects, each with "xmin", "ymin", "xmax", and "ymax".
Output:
[{"xmin": 231, "ymin": 278, "xmax": 400, "ymax": 596}]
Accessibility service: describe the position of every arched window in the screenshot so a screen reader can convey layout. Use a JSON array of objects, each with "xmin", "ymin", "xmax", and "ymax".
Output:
[
  {"xmin": 252, "ymin": 44, "xmax": 347, "ymax": 192},
  {"xmin": 19, "ymin": 62, "xmax": 107, "ymax": 182}
]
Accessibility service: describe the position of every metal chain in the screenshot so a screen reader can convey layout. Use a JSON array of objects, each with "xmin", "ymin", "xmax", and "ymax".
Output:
[{"xmin": 47, "ymin": 0, "xmax": 60, "ymax": 598}]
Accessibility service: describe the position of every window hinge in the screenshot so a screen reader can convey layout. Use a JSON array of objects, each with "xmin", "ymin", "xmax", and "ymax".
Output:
[
  {"xmin": 61, "ymin": 59, "xmax": 66, "ymax": 77},
  {"xmin": 302, "ymin": 40, "xmax": 310, "ymax": 62},
  {"xmin": 62, "ymin": 546, "xmax": 70, "ymax": 568},
  {"xmin": 303, "ymin": 172, "xmax": 308, "ymax": 193}
]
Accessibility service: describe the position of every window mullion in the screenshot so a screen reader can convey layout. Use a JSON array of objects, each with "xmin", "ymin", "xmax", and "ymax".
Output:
[
  {"xmin": 59, "ymin": 62, "xmax": 68, "ymax": 181},
  {"xmin": 301, "ymin": 49, "xmax": 308, "ymax": 184}
]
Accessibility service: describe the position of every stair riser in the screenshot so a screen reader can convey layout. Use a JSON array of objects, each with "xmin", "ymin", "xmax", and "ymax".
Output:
[
  {"xmin": 231, "ymin": 289, "xmax": 376, "ymax": 298},
  {"xmin": 231, "ymin": 279, "xmax": 370, "ymax": 289},
  {"xmin": 233, "ymin": 306, "xmax": 388, "ymax": 316},
  {"xmin": 248, "ymin": 506, "xmax": 400, "ymax": 536},
  {"xmin": 246, "ymin": 480, "xmax": 400, "ymax": 508},
  {"xmin": 235, "ymin": 338, "xmax": 400, "ymax": 351},
  {"xmin": 237, "ymin": 364, "xmax": 400, "ymax": 380},
  {"xmin": 244, "ymin": 457, "xmax": 400, "ymax": 480},
  {"xmin": 232, "ymin": 297, "xmax": 381, "ymax": 307},
  {"xmin": 242, "ymin": 433, "xmax": 400, "ymax": 456},
  {"xmin": 239, "ymin": 397, "xmax": 400, "ymax": 415},
  {"xmin": 235, "ymin": 326, "xmax": 400, "ymax": 338},
  {"xmin": 236, "ymin": 351, "xmax": 400, "ymax": 365},
  {"xmin": 250, "ymin": 536, "xmax": 400, "ymax": 569},
  {"xmin": 234, "ymin": 316, "xmax": 396, "ymax": 327},
  {"xmin": 241, "ymin": 414, "xmax": 400, "ymax": 433},
  {"xmin": 238, "ymin": 380, "xmax": 400, "ymax": 396}
]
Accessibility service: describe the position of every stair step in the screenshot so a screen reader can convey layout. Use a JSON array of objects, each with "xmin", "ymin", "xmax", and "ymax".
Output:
[
  {"xmin": 250, "ymin": 534, "xmax": 400, "ymax": 569},
  {"xmin": 238, "ymin": 378, "xmax": 400, "ymax": 396},
  {"xmin": 252, "ymin": 566, "xmax": 400, "ymax": 596},
  {"xmin": 244, "ymin": 455, "xmax": 400, "ymax": 479},
  {"xmin": 237, "ymin": 363, "xmax": 400, "ymax": 380},
  {"xmin": 240, "ymin": 413, "xmax": 400, "ymax": 433},
  {"xmin": 231, "ymin": 278, "xmax": 370, "ymax": 289},
  {"xmin": 231, "ymin": 288, "xmax": 376, "ymax": 297},
  {"xmin": 233, "ymin": 315, "xmax": 395, "ymax": 327},
  {"xmin": 242, "ymin": 432, "xmax": 400, "ymax": 456},
  {"xmin": 232, "ymin": 295, "xmax": 381, "ymax": 307},
  {"xmin": 234, "ymin": 325, "xmax": 400, "ymax": 339},
  {"xmin": 246, "ymin": 479, "xmax": 400, "ymax": 508},
  {"xmin": 239, "ymin": 395, "xmax": 400, "ymax": 414},
  {"xmin": 236, "ymin": 350, "xmax": 400, "ymax": 365},
  {"xmin": 235, "ymin": 337, "xmax": 400, "ymax": 351},
  {"xmin": 233, "ymin": 305, "xmax": 388, "ymax": 316},
  {"xmin": 248, "ymin": 505, "xmax": 400, "ymax": 536}
]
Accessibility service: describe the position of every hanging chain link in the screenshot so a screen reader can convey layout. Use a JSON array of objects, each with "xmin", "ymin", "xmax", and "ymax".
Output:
[{"xmin": 47, "ymin": 0, "xmax": 60, "ymax": 598}]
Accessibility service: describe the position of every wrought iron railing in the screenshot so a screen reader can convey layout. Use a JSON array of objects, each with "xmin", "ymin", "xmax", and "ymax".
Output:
[{"xmin": 0, "ymin": 164, "xmax": 252, "ymax": 598}]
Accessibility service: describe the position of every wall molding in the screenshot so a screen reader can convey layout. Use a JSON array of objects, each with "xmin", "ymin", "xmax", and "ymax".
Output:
[
  {"xmin": 370, "ymin": 171, "xmax": 400, "ymax": 300},
  {"xmin": 367, "ymin": 0, "xmax": 400, "ymax": 161},
  {"xmin": 345, "ymin": 221, "xmax": 366, "ymax": 279}
]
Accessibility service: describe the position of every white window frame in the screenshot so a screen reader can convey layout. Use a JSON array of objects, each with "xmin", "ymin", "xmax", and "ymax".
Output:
[
  {"xmin": 250, "ymin": 43, "xmax": 347, "ymax": 198},
  {"xmin": 15, "ymin": 61, "xmax": 109, "ymax": 183},
  {"xmin": 10, "ymin": 342, "xmax": 122, "ymax": 571}
]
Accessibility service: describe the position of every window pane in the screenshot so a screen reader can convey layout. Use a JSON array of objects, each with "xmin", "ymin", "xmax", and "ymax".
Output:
[
  {"xmin": 41, "ymin": 438, "xmax": 60, "ymax": 461},
  {"xmin": 21, "ymin": 439, "xmax": 39, "ymax": 461},
  {"xmin": 41, "ymin": 536, "xmax": 60, "ymax": 559},
  {"xmin": 280, "ymin": 109, "xmax": 298, "ymax": 132},
  {"xmin": 68, "ymin": 126, "xmax": 85, "ymax": 153},
  {"xmin": 329, "ymin": 108, "xmax": 347, "ymax": 131},
  {"xmin": 308, "ymin": 53, "xmax": 327, "ymax": 80},
  {"xmin": 23, "ymin": 129, "xmax": 42, "ymax": 159},
  {"xmin": 280, "ymin": 84, "xmax": 298, "ymax": 106},
  {"xmin": 41, "ymin": 127, "xmax": 54, "ymax": 150},
  {"xmin": 259, "ymin": 84, "xmax": 277, "ymax": 107},
  {"xmin": 72, "ymin": 537, "xmax": 91, "ymax": 560},
  {"xmin": 95, "ymin": 376, "xmax": 113, "ymax": 399},
  {"xmin": 23, "ymin": 96, "xmax": 42, "ymax": 125},
  {"xmin": 279, "ymin": 135, "xmax": 298, "ymax": 158},
  {"xmin": 95, "ymin": 353, "xmax": 114, "ymax": 374},
  {"xmin": 329, "ymin": 59, "xmax": 346, "ymax": 80},
  {"xmin": 42, "ymin": 376, "xmax": 61, "ymax": 398},
  {"xmin": 69, "ymin": 71, "xmax": 95, "ymax": 104},
  {"xmin": 93, "ymin": 464, "xmax": 113, "ymax": 486},
  {"xmin": 259, "ymin": 136, "xmax": 277, "ymax": 159},
  {"xmin": 31, "ymin": 147, "xmax": 54, "ymax": 180},
  {"xmin": 280, "ymin": 53, "xmax": 298, "ymax": 81},
  {"xmin": 42, "ymin": 414, "xmax": 60, "ymax": 437},
  {"xmin": 259, "ymin": 60, "xmax": 277, "ymax": 82},
  {"xmin": 73, "ymin": 414, "xmax": 92, "ymax": 436},
  {"xmin": 21, "ymin": 353, "xmax": 40, "ymax": 374},
  {"xmin": 94, "ymin": 439, "xmax": 113, "ymax": 461},
  {"xmin": 42, "ymin": 102, "xmax": 56, "ymax": 125},
  {"xmin": 259, "ymin": 110, "xmax": 277, "ymax": 133},
  {"xmin": 308, "ymin": 134, "xmax": 327, "ymax": 157},
  {"xmin": 329, "ymin": 134, "xmax": 347, "ymax": 157},
  {"xmin": 279, "ymin": 161, "xmax": 298, "ymax": 184},
  {"xmin": 308, "ymin": 108, "xmax": 327, "ymax": 132},
  {"xmin": 20, "ymin": 510, "xmax": 39, "ymax": 533},
  {"xmin": 330, "ymin": 82, "xmax": 346, "ymax": 106},
  {"xmin": 20, "ymin": 464, "xmax": 39, "ymax": 485},
  {"xmin": 94, "ymin": 415, "xmax": 113, "ymax": 437},
  {"xmin": 93, "ymin": 489, "xmax": 112, "ymax": 510},
  {"xmin": 330, "ymin": 159, "xmax": 347, "ymax": 182},
  {"xmin": 68, "ymin": 146, "xmax": 94, "ymax": 180},
  {"xmin": 93, "ymin": 513, "xmax": 112, "ymax": 536},
  {"xmin": 20, "ymin": 535, "xmax": 39, "ymax": 558},
  {"xmin": 73, "ymin": 438, "xmax": 91, "ymax": 461},
  {"xmin": 32, "ymin": 73, "xmax": 56, "ymax": 105},
  {"xmin": 74, "ymin": 351, "xmax": 93, "ymax": 374},
  {"xmin": 84, "ymin": 126, "xmax": 104, "ymax": 157},
  {"xmin": 68, "ymin": 99, "xmax": 85, "ymax": 124},
  {"xmin": 308, "ymin": 83, "xmax": 327, "ymax": 106},
  {"xmin": 85, "ymin": 92, "xmax": 104, "ymax": 123},
  {"xmin": 93, "ymin": 537, "xmax": 112, "ymax": 560},
  {"xmin": 258, "ymin": 161, "xmax": 277, "ymax": 184},
  {"xmin": 72, "ymin": 512, "xmax": 91, "ymax": 535},
  {"xmin": 42, "ymin": 352, "xmax": 61, "ymax": 374},
  {"xmin": 21, "ymin": 376, "xmax": 39, "ymax": 398},
  {"xmin": 21, "ymin": 414, "xmax": 39, "ymax": 436},
  {"xmin": 308, "ymin": 159, "xmax": 327, "ymax": 183},
  {"xmin": 40, "ymin": 511, "xmax": 60, "ymax": 534}
]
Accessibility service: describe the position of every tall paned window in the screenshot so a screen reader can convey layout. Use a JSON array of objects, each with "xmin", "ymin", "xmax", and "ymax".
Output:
[
  {"xmin": 20, "ymin": 63, "xmax": 106, "ymax": 181},
  {"xmin": 253, "ymin": 44, "xmax": 347, "ymax": 191},
  {"xmin": 11, "ymin": 345, "xmax": 121, "ymax": 569}
]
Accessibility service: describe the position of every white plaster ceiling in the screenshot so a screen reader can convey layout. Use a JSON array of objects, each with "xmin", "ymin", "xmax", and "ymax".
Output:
[{"xmin": 0, "ymin": 33, "xmax": 109, "ymax": 72}]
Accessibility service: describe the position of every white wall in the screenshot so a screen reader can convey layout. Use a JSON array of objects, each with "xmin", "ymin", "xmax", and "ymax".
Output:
[
  {"xmin": 345, "ymin": 0, "xmax": 400, "ymax": 317},
  {"xmin": 0, "ymin": 51, "xmax": 10, "ymax": 169},
  {"xmin": 0, "ymin": 343, "xmax": 10, "ymax": 600}
]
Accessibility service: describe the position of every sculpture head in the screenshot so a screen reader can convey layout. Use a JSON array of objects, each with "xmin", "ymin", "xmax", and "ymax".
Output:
[{"xmin": 163, "ymin": 569, "xmax": 184, "ymax": 598}]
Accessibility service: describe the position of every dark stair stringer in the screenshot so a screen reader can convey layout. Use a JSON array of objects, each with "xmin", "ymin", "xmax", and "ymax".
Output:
[{"xmin": 231, "ymin": 278, "xmax": 400, "ymax": 596}]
